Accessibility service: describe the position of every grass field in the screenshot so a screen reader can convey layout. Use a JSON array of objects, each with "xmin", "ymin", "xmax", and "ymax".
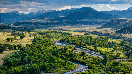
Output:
[
  {"xmin": 108, "ymin": 38, "xmax": 121, "ymax": 44},
  {"xmin": 62, "ymin": 31, "xmax": 84, "ymax": 36},
  {"xmin": 0, "ymin": 32, "xmax": 34, "ymax": 46},
  {"xmin": 89, "ymin": 34, "xmax": 98, "ymax": 38}
]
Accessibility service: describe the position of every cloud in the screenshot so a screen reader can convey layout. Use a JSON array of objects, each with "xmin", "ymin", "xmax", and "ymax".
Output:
[
  {"xmin": 0, "ymin": 0, "xmax": 132, "ymax": 13},
  {"xmin": 28, "ymin": 8, "xmax": 32, "ymax": 11},
  {"xmin": 111, "ymin": 0, "xmax": 117, "ymax": 1},
  {"xmin": 0, "ymin": 1, "xmax": 46, "ymax": 13},
  {"xmin": 58, "ymin": 6, "xmax": 71, "ymax": 11},
  {"xmin": 106, "ymin": 4, "xmax": 116, "ymax": 10},
  {"xmin": 0, "ymin": 8, "xmax": 7, "ymax": 13},
  {"xmin": 97, "ymin": 4, "xmax": 104, "ymax": 5},
  {"xmin": 106, "ymin": 5, "xmax": 111, "ymax": 8},
  {"xmin": 99, "ymin": 6, "xmax": 103, "ymax": 7},
  {"xmin": 125, "ymin": 7, "xmax": 128, "ymax": 10}
]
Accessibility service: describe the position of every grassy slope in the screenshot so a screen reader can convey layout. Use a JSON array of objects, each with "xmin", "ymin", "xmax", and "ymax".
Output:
[{"xmin": 0, "ymin": 32, "xmax": 34, "ymax": 46}]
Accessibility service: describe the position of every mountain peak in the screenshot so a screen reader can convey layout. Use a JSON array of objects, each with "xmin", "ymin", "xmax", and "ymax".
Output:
[
  {"xmin": 127, "ymin": 7, "xmax": 132, "ymax": 10},
  {"xmin": 81, "ymin": 7, "xmax": 96, "ymax": 11}
]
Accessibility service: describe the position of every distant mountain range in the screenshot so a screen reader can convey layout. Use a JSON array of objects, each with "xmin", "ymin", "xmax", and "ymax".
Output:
[
  {"xmin": 52, "ymin": 7, "xmax": 119, "ymax": 21},
  {"xmin": 1, "ymin": 7, "xmax": 132, "ymax": 27},
  {"xmin": 0, "ymin": 7, "xmax": 125, "ymax": 23},
  {"xmin": 0, "ymin": 8, "xmax": 79, "ymax": 23},
  {"xmin": 102, "ymin": 7, "xmax": 132, "ymax": 19}
]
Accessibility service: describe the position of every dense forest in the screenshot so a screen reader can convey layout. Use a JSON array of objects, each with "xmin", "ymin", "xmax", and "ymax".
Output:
[
  {"xmin": 0, "ymin": 31, "xmax": 132, "ymax": 73},
  {"xmin": 60, "ymin": 35, "xmax": 132, "ymax": 59}
]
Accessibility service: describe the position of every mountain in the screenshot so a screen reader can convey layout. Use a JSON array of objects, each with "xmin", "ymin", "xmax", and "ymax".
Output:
[
  {"xmin": 101, "ymin": 7, "xmax": 132, "ymax": 19},
  {"xmin": 9, "ymin": 7, "xmax": 120, "ymax": 29},
  {"xmin": 0, "ymin": 13, "xmax": 30, "ymax": 23},
  {"xmin": 32, "ymin": 8, "xmax": 79, "ymax": 19},
  {"xmin": 97, "ymin": 18, "xmax": 132, "ymax": 30},
  {"xmin": 53, "ymin": 7, "xmax": 119, "ymax": 21},
  {"xmin": 0, "ymin": 7, "xmax": 119, "ymax": 24},
  {"xmin": 127, "ymin": 7, "xmax": 132, "ymax": 10},
  {"xmin": 1, "ymin": 7, "xmax": 132, "ymax": 24},
  {"xmin": 0, "ymin": 8, "xmax": 80, "ymax": 23},
  {"xmin": 116, "ymin": 26, "xmax": 132, "ymax": 34}
]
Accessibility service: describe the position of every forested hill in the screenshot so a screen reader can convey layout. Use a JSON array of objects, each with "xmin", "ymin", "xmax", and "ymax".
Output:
[
  {"xmin": 0, "ymin": 13, "xmax": 30, "ymax": 23},
  {"xmin": 116, "ymin": 26, "xmax": 132, "ymax": 34},
  {"xmin": 97, "ymin": 18, "xmax": 132, "ymax": 29}
]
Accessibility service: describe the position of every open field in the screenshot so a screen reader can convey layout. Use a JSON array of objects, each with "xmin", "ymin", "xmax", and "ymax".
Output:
[
  {"xmin": 89, "ymin": 34, "xmax": 98, "ymax": 38},
  {"xmin": 108, "ymin": 38, "xmax": 121, "ymax": 44},
  {"xmin": 62, "ymin": 31, "xmax": 84, "ymax": 36},
  {"xmin": 52, "ymin": 25, "xmax": 114, "ymax": 33},
  {"xmin": 0, "ymin": 32, "xmax": 34, "ymax": 46}
]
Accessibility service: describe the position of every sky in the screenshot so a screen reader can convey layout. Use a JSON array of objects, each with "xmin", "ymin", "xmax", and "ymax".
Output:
[{"xmin": 0, "ymin": 0, "xmax": 132, "ymax": 14}]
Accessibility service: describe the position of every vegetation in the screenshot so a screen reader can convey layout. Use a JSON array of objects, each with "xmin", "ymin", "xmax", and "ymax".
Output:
[
  {"xmin": 0, "ymin": 30, "xmax": 131, "ymax": 74},
  {"xmin": 0, "ymin": 31, "xmax": 76, "ymax": 73},
  {"xmin": 52, "ymin": 43, "xmax": 131, "ymax": 74},
  {"xmin": 0, "ymin": 32, "xmax": 34, "ymax": 46}
]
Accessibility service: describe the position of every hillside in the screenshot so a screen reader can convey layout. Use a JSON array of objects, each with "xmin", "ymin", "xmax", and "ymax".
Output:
[
  {"xmin": 97, "ymin": 18, "xmax": 132, "ymax": 29},
  {"xmin": 116, "ymin": 26, "xmax": 132, "ymax": 34},
  {"xmin": 0, "ymin": 13, "xmax": 30, "ymax": 23}
]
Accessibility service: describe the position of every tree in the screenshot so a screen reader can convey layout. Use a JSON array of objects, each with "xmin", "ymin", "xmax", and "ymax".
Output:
[
  {"xmin": 6, "ymin": 38, "xmax": 10, "ymax": 42},
  {"xmin": 94, "ymin": 39, "xmax": 98, "ymax": 51},
  {"xmin": 0, "ymin": 46, "xmax": 4, "ymax": 53},
  {"xmin": 113, "ymin": 44, "xmax": 118, "ymax": 52},
  {"xmin": 13, "ymin": 45, "xmax": 16, "ymax": 50},
  {"xmin": 10, "ymin": 38, "xmax": 14, "ymax": 42},
  {"xmin": 81, "ymin": 51, "xmax": 86, "ymax": 60},
  {"xmin": 90, "ymin": 36, "xmax": 92, "ymax": 45},
  {"xmin": 20, "ymin": 33, "xmax": 25, "ymax": 39},
  {"xmin": 74, "ymin": 46, "xmax": 77, "ymax": 50},
  {"xmin": 123, "ymin": 44, "xmax": 131, "ymax": 59},
  {"xmin": 14, "ymin": 35, "xmax": 17, "ymax": 39}
]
